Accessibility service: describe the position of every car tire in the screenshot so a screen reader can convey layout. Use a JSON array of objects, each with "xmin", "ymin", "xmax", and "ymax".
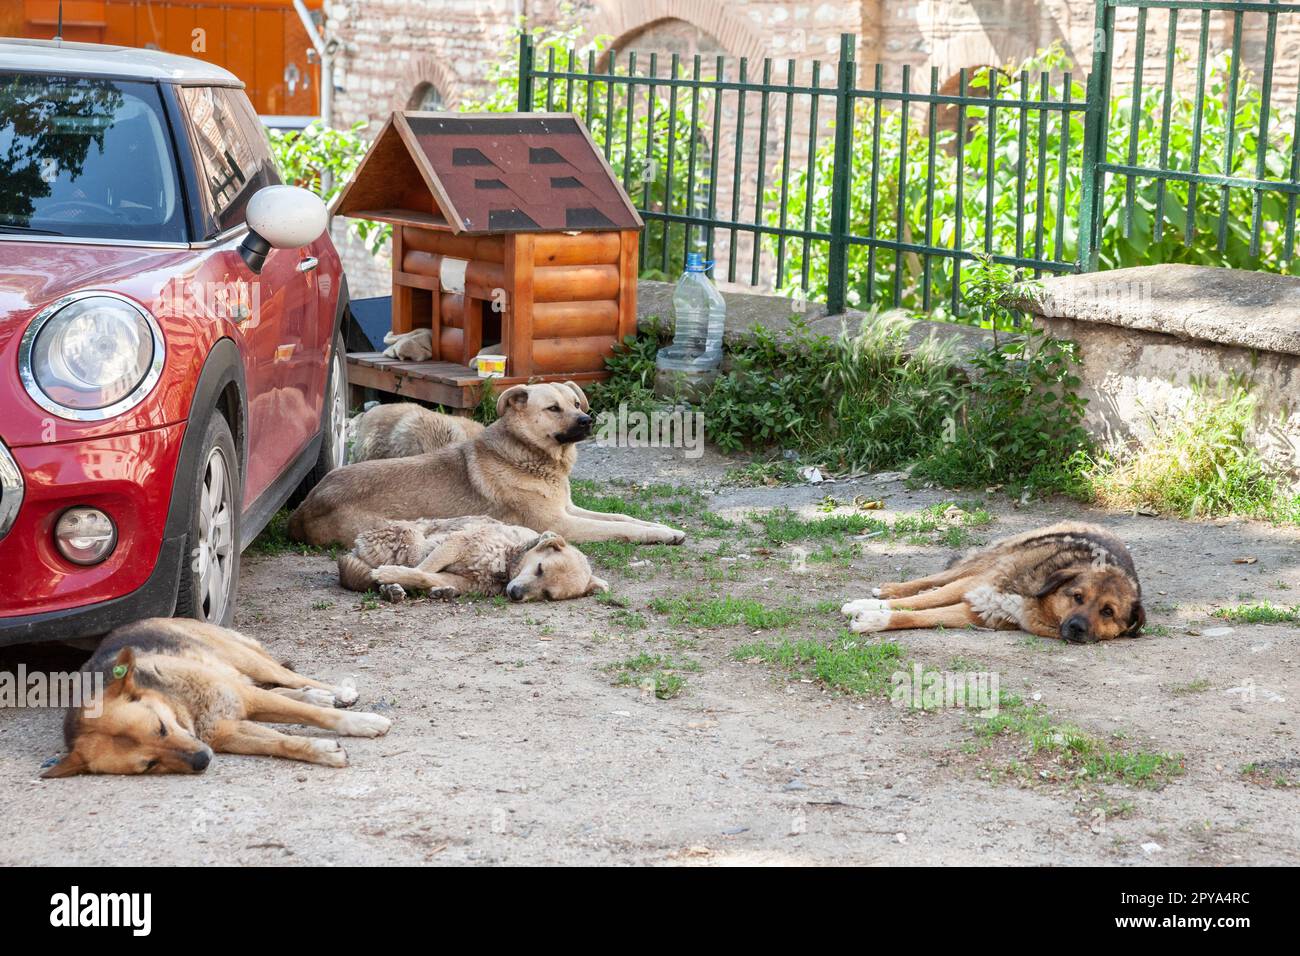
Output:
[
  {"xmin": 289, "ymin": 330, "xmax": 348, "ymax": 506},
  {"xmin": 174, "ymin": 412, "xmax": 241, "ymax": 627}
]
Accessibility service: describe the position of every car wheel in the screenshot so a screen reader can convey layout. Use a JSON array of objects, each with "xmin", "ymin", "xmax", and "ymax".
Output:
[
  {"xmin": 289, "ymin": 330, "xmax": 348, "ymax": 505},
  {"xmin": 174, "ymin": 413, "xmax": 241, "ymax": 626}
]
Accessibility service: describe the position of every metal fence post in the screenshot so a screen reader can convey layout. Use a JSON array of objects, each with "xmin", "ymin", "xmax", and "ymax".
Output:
[
  {"xmin": 1077, "ymin": 0, "xmax": 1113, "ymax": 272},
  {"xmin": 826, "ymin": 33, "xmax": 856, "ymax": 315},
  {"xmin": 517, "ymin": 32, "xmax": 535, "ymax": 112}
]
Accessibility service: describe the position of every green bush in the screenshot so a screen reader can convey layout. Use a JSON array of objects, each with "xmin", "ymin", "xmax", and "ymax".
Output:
[
  {"xmin": 1085, "ymin": 383, "xmax": 1300, "ymax": 521},
  {"xmin": 774, "ymin": 44, "xmax": 1300, "ymax": 319},
  {"xmin": 268, "ymin": 121, "xmax": 388, "ymax": 254}
]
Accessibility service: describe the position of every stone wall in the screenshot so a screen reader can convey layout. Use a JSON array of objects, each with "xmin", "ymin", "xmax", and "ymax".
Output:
[{"xmin": 1019, "ymin": 265, "xmax": 1300, "ymax": 489}]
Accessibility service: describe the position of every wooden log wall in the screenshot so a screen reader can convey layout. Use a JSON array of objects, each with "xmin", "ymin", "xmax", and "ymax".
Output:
[{"xmin": 391, "ymin": 226, "xmax": 639, "ymax": 376}]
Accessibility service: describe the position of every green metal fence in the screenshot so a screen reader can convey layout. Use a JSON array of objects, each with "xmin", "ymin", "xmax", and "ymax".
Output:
[
  {"xmin": 1082, "ymin": 0, "xmax": 1300, "ymax": 270},
  {"xmin": 517, "ymin": 0, "xmax": 1299, "ymax": 315}
]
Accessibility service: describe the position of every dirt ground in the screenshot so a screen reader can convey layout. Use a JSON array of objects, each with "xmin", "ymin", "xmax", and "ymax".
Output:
[{"xmin": 1, "ymin": 442, "xmax": 1297, "ymax": 866}]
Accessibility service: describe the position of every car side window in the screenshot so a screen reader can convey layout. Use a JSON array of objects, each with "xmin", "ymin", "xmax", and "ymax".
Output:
[{"xmin": 180, "ymin": 86, "xmax": 279, "ymax": 236}]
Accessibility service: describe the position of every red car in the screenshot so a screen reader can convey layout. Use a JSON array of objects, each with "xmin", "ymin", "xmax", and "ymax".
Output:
[{"xmin": 0, "ymin": 40, "xmax": 349, "ymax": 644}]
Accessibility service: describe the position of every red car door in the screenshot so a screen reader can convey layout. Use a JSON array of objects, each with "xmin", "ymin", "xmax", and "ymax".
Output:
[{"xmin": 180, "ymin": 86, "xmax": 320, "ymax": 508}]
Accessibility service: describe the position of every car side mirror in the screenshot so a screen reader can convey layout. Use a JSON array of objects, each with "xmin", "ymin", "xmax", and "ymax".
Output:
[{"xmin": 239, "ymin": 185, "xmax": 329, "ymax": 274}]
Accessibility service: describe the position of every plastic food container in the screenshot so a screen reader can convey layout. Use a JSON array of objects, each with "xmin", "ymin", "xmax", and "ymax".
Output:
[{"xmin": 475, "ymin": 354, "xmax": 507, "ymax": 378}]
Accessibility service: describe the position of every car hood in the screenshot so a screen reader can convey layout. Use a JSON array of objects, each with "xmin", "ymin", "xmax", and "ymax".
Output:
[{"xmin": 0, "ymin": 240, "xmax": 195, "ymax": 325}]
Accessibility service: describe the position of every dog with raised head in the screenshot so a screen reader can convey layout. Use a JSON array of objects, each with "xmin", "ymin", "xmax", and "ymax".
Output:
[
  {"xmin": 289, "ymin": 381, "xmax": 686, "ymax": 547},
  {"xmin": 43, "ymin": 618, "xmax": 391, "ymax": 777},
  {"xmin": 350, "ymin": 402, "xmax": 485, "ymax": 463},
  {"xmin": 337, "ymin": 515, "xmax": 608, "ymax": 602},
  {"xmin": 841, "ymin": 521, "xmax": 1145, "ymax": 643}
]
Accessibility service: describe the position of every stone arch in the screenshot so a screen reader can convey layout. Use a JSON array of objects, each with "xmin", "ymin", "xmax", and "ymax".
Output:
[
  {"xmin": 592, "ymin": 0, "xmax": 767, "ymax": 63},
  {"xmin": 931, "ymin": 65, "xmax": 1007, "ymax": 144},
  {"xmin": 396, "ymin": 54, "xmax": 461, "ymax": 113}
]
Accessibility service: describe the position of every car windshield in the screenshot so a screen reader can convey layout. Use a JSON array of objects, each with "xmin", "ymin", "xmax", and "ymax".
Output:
[{"xmin": 0, "ymin": 73, "xmax": 186, "ymax": 243}]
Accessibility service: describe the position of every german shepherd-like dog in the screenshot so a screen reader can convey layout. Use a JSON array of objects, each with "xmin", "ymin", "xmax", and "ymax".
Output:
[
  {"xmin": 337, "ymin": 515, "xmax": 609, "ymax": 602},
  {"xmin": 43, "ymin": 619, "xmax": 391, "ymax": 777},
  {"xmin": 841, "ymin": 521, "xmax": 1145, "ymax": 643}
]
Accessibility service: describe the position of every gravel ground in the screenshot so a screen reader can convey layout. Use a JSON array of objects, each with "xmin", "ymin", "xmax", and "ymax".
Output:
[{"xmin": 1, "ymin": 442, "xmax": 1297, "ymax": 866}]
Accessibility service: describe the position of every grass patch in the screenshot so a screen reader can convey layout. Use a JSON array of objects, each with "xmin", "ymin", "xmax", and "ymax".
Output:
[
  {"xmin": 725, "ymin": 460, "xmax": 803, "ymax": 487},
  {"xmin": 610, "ymin": 609, "xmax": 648, "ymax": 631},
  {"xmin": 570, "ymin": 480, "xmax": 734, "ymax": 537},
  {"xmin": 733, "ymin": 635, "xmax": 905, "ymax": 696},
  {"xmin": 648, "ymin": 594, "xmax": 808, "ymax": 631},
  {"xmin": 605, "ymin": 652, "xmax": 698, "ymax": 699},
  {"xmin": 1240, "ymin": 760, "xmax": 1299, "ymax": 789},
  {"xmin": 1084, "ymin": 384, "xmax": 1300, "ymax": 523},
  {"xmin": 1213, "ymin": 602, "xmax": 1300, "ymax": 624},
  {"xmin": 751, "ymin": 501, "xmax": 993, "ymax": 547},
  {"xmin": 246, "ymin": 509, "xmax": 340, "ymax": 557},
  {"xmin": 1169, "ymin": 678, "xmax": 1212, "ymax": 695},
  {"xmin": 580, "ymin": 541, "xmax": 694, "ymax": 574},
  {"xmin": 971, "ymin": 693, "xmax": 1184, "ymax": 789}
]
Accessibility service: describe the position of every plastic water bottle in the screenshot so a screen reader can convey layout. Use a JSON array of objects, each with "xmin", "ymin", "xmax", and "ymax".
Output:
[{"xmin": 657, "ymin": 252, "xmax": 725, "ymax": 377}]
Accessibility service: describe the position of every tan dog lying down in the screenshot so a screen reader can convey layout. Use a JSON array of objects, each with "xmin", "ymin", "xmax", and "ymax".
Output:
[
  {"xmin": 44, "ymin": 618, "xmax": 390, "ymax": 777},
  {"xmin": 350, "ymin": 402, "xmax": 484, "ymax": 463},
  {"xmin": 841, "ymin": 521, "xmax": 1144, "ymax": 643},
  {"xmin": 338, "ymin": 515, "xmax": 608, "ymax": 602},
  {"xmin": 289, "ymin": 381, "xmax": 686, "ymax": 547}
]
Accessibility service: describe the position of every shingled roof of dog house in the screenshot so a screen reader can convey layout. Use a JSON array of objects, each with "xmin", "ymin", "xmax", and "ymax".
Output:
[{"xmin": 335, "ymin": 111, "xmax": 644, "ymax": 409}]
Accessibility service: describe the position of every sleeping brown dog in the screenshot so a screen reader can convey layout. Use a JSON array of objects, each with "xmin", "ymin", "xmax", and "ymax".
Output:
[{"xmin": 842, "ymin": 521, "xmax": 1144, "ymax": 643}]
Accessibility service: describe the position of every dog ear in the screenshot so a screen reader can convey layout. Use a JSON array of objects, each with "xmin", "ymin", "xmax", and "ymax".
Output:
[
  {"xmin": 41, "ymin": 752, "xmax": 88, "ymax": 779},
  {"xmin": 1122, "ymin": 602, "xmax": 1146, "ymax": 637},
  {"xmin": 561, "ymin": 380, "xmax": 590, "ymax": 412},
  {"xmin": 495, "ymin": 384, "xmax": 529, "ymax": 419},
  {"xmin": 1034, "ymin": 568, "xmax": 1079, "ymax": 599},
  {"xmin": 586, "ymin": 575, "xmax": 610, "ymax": 595},
  {"xmin": 107, "ymin": 647, "xmax": 138, "ymax": 696},
  {"xmin": 538, "ymin": 531, "xmax": 567, "ymax": 550}
]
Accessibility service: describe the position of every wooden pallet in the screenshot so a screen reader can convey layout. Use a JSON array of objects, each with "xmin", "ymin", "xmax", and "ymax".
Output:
[{"xmin": 346, "ymin": 351, "xmax": 609, "ymax": 412}]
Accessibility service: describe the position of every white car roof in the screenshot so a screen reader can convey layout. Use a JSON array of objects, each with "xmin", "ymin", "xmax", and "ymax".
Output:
[{"xmin": 0, "ymin": 38, "xmax": 243, "ymax": 86}]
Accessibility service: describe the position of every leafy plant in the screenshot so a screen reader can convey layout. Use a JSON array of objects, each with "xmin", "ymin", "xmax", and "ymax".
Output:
[
  {"xmin": 585, "ymin": 319, "xmax": 667, "ymax": 415},
  {"xmin": 773, "ymin": 44, "xmax": 1300, "ymax": 318},
  {"xmin": 1084, "ymin": 383, "xmax": 1300, "ymax": 521},
  {"xmin": 268, "ymin": 121, "xmax": 388, "ymax": 254},
  {"xmin": 688, "ymin": 278, "xmax": 1087, "ymax": 492},
  {"xmin": 911, "ymin": 259, "xmax": 1089, "ymax": 492}
]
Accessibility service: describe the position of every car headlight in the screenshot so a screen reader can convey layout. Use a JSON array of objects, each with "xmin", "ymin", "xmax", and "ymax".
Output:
[{"xmin": 20, "ymin": 292, "xmax": 165, "ymax": 421}]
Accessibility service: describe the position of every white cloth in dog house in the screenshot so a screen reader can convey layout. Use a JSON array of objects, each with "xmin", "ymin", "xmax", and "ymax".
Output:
[{"xmin": 382, "ymin": 328, "xmax": 433, "ymax": 361}]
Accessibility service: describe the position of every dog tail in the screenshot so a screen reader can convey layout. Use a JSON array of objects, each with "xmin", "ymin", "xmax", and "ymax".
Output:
[{"xmin": 337, "ymin": 552, "xmax": 376, "ymax": 592}]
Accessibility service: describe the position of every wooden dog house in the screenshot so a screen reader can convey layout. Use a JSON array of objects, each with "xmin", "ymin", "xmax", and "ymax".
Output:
[{"xmin": 334, "ymin": 112, "xmax": 644, "ymax": 409}]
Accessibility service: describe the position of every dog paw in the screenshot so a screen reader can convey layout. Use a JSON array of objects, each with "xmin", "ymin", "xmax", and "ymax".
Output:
[
  {"xmin": 848, "ymin": 607, "xmax": 893, "ymax": 633},
  {"xmin": 665, "ymin": 528, "xmax": 687, "ymax": 545},
  {"xmin": 379, "ymin": 583, "xmax": 407, "ymax": 603},
  {"xmin": 841, "ymin": 598, "xmax": 887, "ymax": 616},
  {"xmin": 298, "ymin": 687, "xmax": 337, "ymax": 708},
  {"xmin": 336, "ymin": 712, "xmax": 392, "ymax": 738},
  {"xmin": 333, "ymin": 679, "xmax": 359, "ymax": 708},
  {"xmin": 871, "ymin": 587, "xmax": 883, "ymax": 598},
  {"xmin": 426, "ymin": 586, "xmax": 458, "ymax": 600},
  {"xmin": 307, "ymin": 738, "xmax": 348, "ymax": 768}
]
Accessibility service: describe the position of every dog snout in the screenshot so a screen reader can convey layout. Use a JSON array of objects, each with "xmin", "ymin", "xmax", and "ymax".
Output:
[
  {"xmin": 1061, "ymin": 615, "xmax": 1093, "ymax": 643},
  {"xmin": 187, "ymin": 748, "xmax": 213, "ymax": 772},
  {"xmin": 506, "ymin": 583, "xmax": 525, "ymax": 602}
]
